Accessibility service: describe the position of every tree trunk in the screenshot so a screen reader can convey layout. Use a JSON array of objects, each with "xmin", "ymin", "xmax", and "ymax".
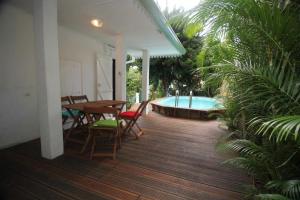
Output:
[{"xmin": 162, "ymin": 79, "xmax": 169, "ymax": 96}]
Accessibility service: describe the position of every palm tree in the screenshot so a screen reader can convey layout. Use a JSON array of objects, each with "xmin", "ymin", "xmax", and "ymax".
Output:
[{"xmin": 187, "ymin": 0, "xmax": 300, "ymax": 199}]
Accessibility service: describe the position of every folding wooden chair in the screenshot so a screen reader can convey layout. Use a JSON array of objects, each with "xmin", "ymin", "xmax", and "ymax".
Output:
[
  {"xmin": 61, "ymin": 96, "xmax": 86, "ymax": 145},
  {"xmin": 70, "ymin": 95, "xmax": 89, "ymax": 124},
  {"xmin": 82, "ymin": 106, "xmax": 121, "ymax": 160},
  {"xmin": 119, "ymin": 100, "xmax": 149, "ymax": 139},
  {"xmin": 61, "ymin": 96, "xmax": 72, "ymax": 125},
  {"xmin": 70, "ymin": 95, "xmax": 89, "ymax": 104}
]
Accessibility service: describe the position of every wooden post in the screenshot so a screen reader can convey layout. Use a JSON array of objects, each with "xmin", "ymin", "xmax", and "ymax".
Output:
[{"xmin": 142, "ymin": 49, "xmax": 150, "ymax": 114}]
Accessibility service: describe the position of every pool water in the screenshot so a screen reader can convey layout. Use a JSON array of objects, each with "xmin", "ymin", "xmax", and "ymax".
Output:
[{"xmin": 157, "ymin": 96, "xmax": 224, "ymax": 110}]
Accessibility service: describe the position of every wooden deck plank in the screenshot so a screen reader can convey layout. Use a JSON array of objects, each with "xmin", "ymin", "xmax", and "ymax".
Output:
[
  {"xmin": 2, "ymin": 155, "xmax": 111, "ymax": 200},
  {"xmin": 119, "ymin": 142, "xmax": 247, "ymax": 181},
  {"xmin": 4, "ymin": 152, "xmax": 139, "ymax": 200},
  {"xmin": 1, "ymin": 186, "xmax": 39, "ymax": 200},
  {"xmin": 0, "ymin": 112, "xmax": 249, "ymax": 200},
  {"xmin": 108, "ymin": 162, "xmax": 243, "ymax": 199}
]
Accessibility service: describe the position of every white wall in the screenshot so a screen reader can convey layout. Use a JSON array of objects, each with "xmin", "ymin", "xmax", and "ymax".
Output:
[
  {"xmin": 0, "ymin": 4, "xmax": 39, "ymax": 148},
  {"xmin": 0, "ymin": 3, "xmax": 114, "ymax": 149},
  {"xmin": 58, "ymin": 26, "xmax": 113, "ymax": 101}
]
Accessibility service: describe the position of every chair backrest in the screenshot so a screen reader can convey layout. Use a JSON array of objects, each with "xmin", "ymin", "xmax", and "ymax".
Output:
[
  {"xmin": 131, "ymin": 100, "xmax": 150, "ymax": 120},
  {"xmin": 83, "ymin": 106, "xmax": 119, "ymax": 124},
  {"xmin": 70, "ymin": 95, "xmax": 89, "ymax": 104},
  {"xmin": 61, "ymin": 96, "xmax": 71, "ymax": 105},
  {"xmin": 134, "ymin": 100, "xmax": 150, "ymax": 118},
  {"xmin": 115, "ymin": 102, "xmax": 126, "ymax": 112}
]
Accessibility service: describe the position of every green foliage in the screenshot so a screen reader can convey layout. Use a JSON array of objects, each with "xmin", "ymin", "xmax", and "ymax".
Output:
[
  {"xmin": 149, "ymin": 80, "xmax": 164, "ymax": 100},
  {"xmin": 251, "ymin": 116, "xmax": 300, "ymax": 142},
  {"xmin": 265, "ymin": 180, "xmax": 300, "ymax": 200},
  {"xmin": 195, "ymin": 37, "xmax": 234, "ymax": 96},
  {"xmin": 126, "ymin": 66, "xmax": 141, "ymax": 108},
  {"xmin": 255, "ymin": 194, "xmax": 290, "ymax": 200},
  {"xmin": 189, "ymin": 0, "xmax": 300, "ymax": 199},
  {"xmin": 150, "ymin": 8, "xmax": 203, "ymax": 96},
  {"xmin": 184, "ymin": 22, "xmax": 202, "ymax": 38}
]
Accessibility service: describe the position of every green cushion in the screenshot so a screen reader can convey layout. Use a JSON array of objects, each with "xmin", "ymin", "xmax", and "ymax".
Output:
[
  {"xmin": 62, "ymin": 110, "xmax": 81, "ymax": 117},
  {"xmin": 93, "ymin": 119, "xmax": 120, "ymax": 128}
]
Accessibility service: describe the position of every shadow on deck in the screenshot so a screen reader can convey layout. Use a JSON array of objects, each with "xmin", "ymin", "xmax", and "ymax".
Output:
[{"xmin": 0, "ymin": 112, "xmax": 250, "ymax": 200}]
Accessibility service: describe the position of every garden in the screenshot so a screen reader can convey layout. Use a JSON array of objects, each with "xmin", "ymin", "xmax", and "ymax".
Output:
[{"xmin": 128, "ymin": 0, "xmax": 300, "ymax": 199}]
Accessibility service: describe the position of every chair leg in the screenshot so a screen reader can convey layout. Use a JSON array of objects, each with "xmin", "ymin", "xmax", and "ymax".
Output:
[
  {"xmin": 90, "ymin": 133, "xmax": 96, "ymax": 160},
  {"xmin": 81, "ymin": 128, "xmax": 92, "ymax": 154},
  {"xmin": 64, "ymin": 120, "xmax": 77, "ymax": 145},
  {"xmin": 113, "ymin": 131, "xmax": 117, "ymax": 160},
  {"xmin": 135, "ymin": 122, "xmax": 143, "ymax": 136},
  {"xmin": 117, "ymin": 129, "xmax": 121, "ymax": 149},
  {"xmin": 122, "ymin": 119, "xmax": 130, "ymax": 135}
]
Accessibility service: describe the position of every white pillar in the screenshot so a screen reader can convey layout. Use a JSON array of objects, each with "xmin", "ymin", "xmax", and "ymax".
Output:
[
  {"xmin": 115, "ymin": 35, "xmax": 127, "ymax": 101},
  {"xmin": 34, "ymin": 0, "xmax": 64, "ymax": 159},
  {"xmin": 142, "ymin": 49, "xmax": 150, "ymax": 114}
]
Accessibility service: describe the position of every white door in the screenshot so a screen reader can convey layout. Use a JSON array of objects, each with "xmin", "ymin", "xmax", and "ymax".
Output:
[
  {"xmin": 60, "ymin": 60, "xmax": 83, "ymax": 96},
  {"xmin": 96, "ymin": 54, "xmax": 113, "ymax": 100}
]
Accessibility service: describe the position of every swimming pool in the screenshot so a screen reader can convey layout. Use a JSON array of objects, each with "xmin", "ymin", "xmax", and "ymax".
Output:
[
  {"xmin": 151, "ymin": 96, "xmax": 225, "ymax": 120},
  {"xmin": 157, "ymin": 96, "xmax": 224, "ymax": 110}
]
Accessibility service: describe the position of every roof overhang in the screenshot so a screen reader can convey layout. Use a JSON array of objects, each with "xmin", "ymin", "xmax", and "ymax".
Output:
[
  {"xmin": 8, "ymin": 0, "xmax": 186, "ymax": 58},
  {"xmin": 138, "ymin": 0, "xmax": 186, "ymax": 56},
  {"xmin": 58, "ymin": 0, "xmax": 186, "ymax": 57}
]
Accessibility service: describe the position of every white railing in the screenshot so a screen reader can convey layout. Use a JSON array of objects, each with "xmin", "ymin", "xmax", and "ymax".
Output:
[
  {"xmin": 175, "ymin": 90, "xmax": 179, "ymax": 107},
  {"xmin": 189, "ymin": 91, "xmax": 193, "ymax": 108}
]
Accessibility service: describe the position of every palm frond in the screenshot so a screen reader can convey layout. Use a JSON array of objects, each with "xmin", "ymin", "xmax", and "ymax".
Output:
[
  {"xmin": 223, "ymin": 157, "xmax": 267, "ymax": 177},
  {"xmin": 266, "ymin": 180, "xmax": 300, "ymax": 200},
  {"xmin": 255, "ymin": 194, "xmax": 290, "ymax": 200},
  {"xmin": 219, "ymin": 139, "xmax": 271, "ymax": 161},
  {"xmin": 256, "ymin": 116, "xmax": 300, "ymax": 142}
]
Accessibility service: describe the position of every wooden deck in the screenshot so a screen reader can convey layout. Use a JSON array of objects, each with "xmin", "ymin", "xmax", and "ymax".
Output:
[{"xmin": 0, "ymin": 112, "xmax": 249, "ymax": 200}]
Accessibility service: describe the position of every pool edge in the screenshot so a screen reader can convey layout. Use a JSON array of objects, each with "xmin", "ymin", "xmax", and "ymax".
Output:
[{"xmin": 150, "ymin": 97, "xmax": 225, "ymax": 120}]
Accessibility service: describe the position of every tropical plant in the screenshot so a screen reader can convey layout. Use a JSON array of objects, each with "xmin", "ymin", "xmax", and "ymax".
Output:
[
  {"xmin": 195, "ymin": 36, "xmax": 234, "ymax": 96},
  {"xmin": 150, "ymin": 8, "xmax": 204, "ymax": 96},
  {"xmin": 126, "ymin": 65, "xmax": 142, "ymax": 108},
  {"xmin": 188, "ymin": 0, "xmax": 300, "ymax": 199}
]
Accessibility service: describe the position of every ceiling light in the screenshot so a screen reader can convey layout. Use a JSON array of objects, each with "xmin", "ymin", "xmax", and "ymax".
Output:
[{"xmin": 91, "ymin": 19, "xmax": 103, "ymax": 28}]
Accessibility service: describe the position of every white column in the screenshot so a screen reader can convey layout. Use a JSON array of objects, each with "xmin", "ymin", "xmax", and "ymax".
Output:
[
  {"xmin": 142, "ymin": 49, "xmax": 150, "ymax": 114},
  {"xmin": 115, "ymin": 35, "xmax": 127, "ymax": 101},
  {"xmin": 34, "ymin": 0, "xmax": 64, "ymax": 159}
]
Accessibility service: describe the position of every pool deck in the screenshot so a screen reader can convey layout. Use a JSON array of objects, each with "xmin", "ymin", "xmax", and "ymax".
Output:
[{"xmin": 0, "ymin": 112, "xmax": 249, "ymax": 200}]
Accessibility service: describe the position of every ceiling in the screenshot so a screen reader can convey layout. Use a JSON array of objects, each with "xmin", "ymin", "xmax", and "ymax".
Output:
[
  {"xmin": 8, "ymin": 0, "xmax": 183, "ymax": 57},
  {"xmin": 58, "ymin": 0, "xmax": 182, "ymax": 57}
]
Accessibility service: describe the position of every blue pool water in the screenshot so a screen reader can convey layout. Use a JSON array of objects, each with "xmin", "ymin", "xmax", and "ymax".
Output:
[{"xmin": 157, "ymin": 96, "xmax": 224, "ymax": 110}]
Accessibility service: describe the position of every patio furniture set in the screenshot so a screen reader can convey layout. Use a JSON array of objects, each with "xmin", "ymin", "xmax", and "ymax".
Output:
[{"xmin": 61, "ymin": 95, "xmax": 149, "ymax": 160}]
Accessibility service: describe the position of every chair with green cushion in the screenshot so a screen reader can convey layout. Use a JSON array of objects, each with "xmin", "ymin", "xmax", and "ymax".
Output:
[{"xmin": 82, "ymin": 106, "xmax": 121, "ymax": 160}]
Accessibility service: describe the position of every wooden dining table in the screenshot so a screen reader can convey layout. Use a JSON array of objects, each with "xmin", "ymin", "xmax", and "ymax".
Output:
[
  {"xmin": 63, "ymin": 100, "xmax": 126, "ymax": 112},
  {"xmin": 62, "ymin": 100, "xmax": 126, "ymax": 148}
]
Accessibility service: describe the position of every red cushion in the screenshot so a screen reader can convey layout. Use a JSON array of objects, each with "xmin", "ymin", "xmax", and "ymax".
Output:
[{"xmin": 119, "ymin": 111, "xmax": 140, "ymax": 119}]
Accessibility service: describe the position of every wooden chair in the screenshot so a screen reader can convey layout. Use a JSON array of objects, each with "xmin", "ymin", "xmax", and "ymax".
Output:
[
  {"xmin": 70, "ymin": 95, "xmax": 89, "ymax": 104},
  {"xmin": 61, "ymin": 96, "xmax": 86, "ymax": 145},
  {"xmin": 119, "ymin": 100, "xmax": 150, "ymax": 139},
  {"xmin": 61, "ymin": 96, "xmax": 72, "ymax": 125},
  {"xmin": 82, "ymin": 106, "xmax": 121, "ymax": 160},
  {"xmin": 70, "ymin": 95, "xmax": 89, "ymax": 124}
]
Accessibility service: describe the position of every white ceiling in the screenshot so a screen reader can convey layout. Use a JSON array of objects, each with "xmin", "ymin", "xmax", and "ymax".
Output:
[{"xmin": 58, "ymin": 0, "xmax": 181, "ymax": 57}]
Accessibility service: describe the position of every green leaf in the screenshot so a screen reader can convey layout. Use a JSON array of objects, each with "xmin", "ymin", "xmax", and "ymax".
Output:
[{"xmin": 255, "ymin": 194, "xmax": 290, "ymax": 200}]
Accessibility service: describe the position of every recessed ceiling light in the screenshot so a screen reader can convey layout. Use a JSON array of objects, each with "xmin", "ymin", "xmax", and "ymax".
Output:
[{"xmin": 91, "ymin": 19, "xmax": 103, "ymax": 28}]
